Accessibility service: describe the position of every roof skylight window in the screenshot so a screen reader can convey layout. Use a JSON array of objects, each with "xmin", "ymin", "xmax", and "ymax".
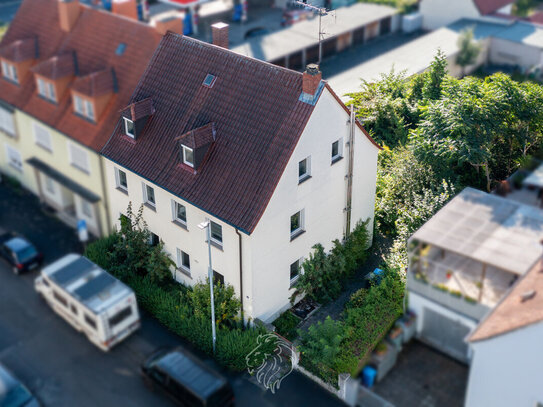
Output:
[
  {"xmin": 115, "ymin": 43, "xmax": 127, "ymax": 56},
  {"xmin": 202, "ymin": 74, "xmax": 216, "ymax": 88}
]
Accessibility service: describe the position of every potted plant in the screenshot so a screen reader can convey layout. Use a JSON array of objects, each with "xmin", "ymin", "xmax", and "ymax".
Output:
[
  {"xmin": 374, "ymin": 341, "xmax": 388, "ymax": 357},
  {"xmin": 387, "ymin": 324, "xmax": 404, "ymax": 349},
  {"xmin": 450, "ymin": 289, "xmax": 462, "ymax": 298},
  {"xmin": 446, "ymin": 270, "xmax": 452, "ymax": 279},
  {"xmin": 464, "ymin": 296, "xmax": 477, "ymax": 304}
]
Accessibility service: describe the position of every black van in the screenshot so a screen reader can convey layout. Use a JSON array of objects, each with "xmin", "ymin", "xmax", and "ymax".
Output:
[{"xmin": 141, "ymin": 347, "xmax": 235, "ymax": 407}]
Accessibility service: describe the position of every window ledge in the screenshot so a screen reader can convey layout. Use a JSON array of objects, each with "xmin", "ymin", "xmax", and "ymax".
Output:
[
  {"xmin": 37, "ymin": 94, "xmax": 58, "ymax": 105},
  {"xmin": 206, "ymin": 239, "xmax": 224, "ymax": 251},
  {"xmin": 8, "ymin": 163, "xmax": 23, "ymax": 173},
  {"xmin": 290, "ymin": 229, "xmax": 306, "ymax": 242},
  {"xmin": 144, "ymin": 202, "xmax": 156, "ymax": 212},
  {"xmin": 71, "ymin": 163, "xmax": 90, "ymax": 175},
  {"xmin": 116, "ymin": 186, "xmax": 128, "ymax": 195},
  {"xmin": 2, "ymin": 77, "xmax": 19, "ymax": 86},
  {"xmin": 177, "ymin": 267, "xmax": 192, "ymax": 279},
  {"xmin": 290, "ymin": 277, "xmax": 300, "ymax": 289},
  {"xmin": 0, "ymin": 129, "xmax": 16, "ymax": 138},
  {"xmin": 298, "ymin": 175, "xmax": 312, "ymax": 185},
  {"xmin": 331, "ymin": 156, "xmax": 343, "ymax": 165},
  {"xmin": 36, "ymin": 143, "xmax": 53, "ymax": 153},
  {"xmin": 172, "ymin": 219, "xmax": 188, "ymax": 230}
]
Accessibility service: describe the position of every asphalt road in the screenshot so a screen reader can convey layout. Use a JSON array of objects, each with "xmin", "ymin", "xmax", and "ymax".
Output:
[{"xmin": 0, "ymin": 184, "xmax": 346, "ymax": 407}]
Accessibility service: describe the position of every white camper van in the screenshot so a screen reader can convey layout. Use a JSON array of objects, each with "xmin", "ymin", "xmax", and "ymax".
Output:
[{"xmin": 35, "ymin": 254, "xmax": 140, "ymax": 351}]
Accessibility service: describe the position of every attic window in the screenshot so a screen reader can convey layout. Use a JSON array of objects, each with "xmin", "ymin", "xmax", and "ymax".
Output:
[
  {"xmin": 182, "ymin": 146, "xmax": 194, "ymax": 167},
  {"xmin": 124, "ymin": 117, "xmax": 135, "ymax": 138},
  {"xmin": 115, "ymin": 43, "xmax": 126, "ymax": 56},
  {"xmin": 202, "ymin": 74, "xmax": 216, "ymax": 88},
  {"xmin": 1, "ymin": 60, "xmax": 18, "ymax": 84}
]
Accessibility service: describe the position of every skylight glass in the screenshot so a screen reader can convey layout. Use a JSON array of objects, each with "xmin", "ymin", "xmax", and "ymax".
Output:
[
  {"xmin": 115, "ymin": 43, "xmax": 127, "ymax": 56},
  {"xmin": 202, "ymin": 74, "xmax": 216, "ymax": 88}
]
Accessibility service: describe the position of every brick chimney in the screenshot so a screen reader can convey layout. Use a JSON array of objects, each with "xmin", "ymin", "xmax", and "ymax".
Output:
[
  {"xmin": 153, "ymin": 13, "xmax": 184, "ymax": 36},
  {"xmin": 211, "ymin": 22, "xmax": 229, "ymax": 49},
  {"xmin": 112, "ymin": 0, "xmax": 138, "ymax": 21},
  {"xmin": 303, "ymin": 64, "xmax": 322, "ymax": 96},
  {"xmin": 58, "ymin": 0, "xmax": 81, "ymax": 32}
]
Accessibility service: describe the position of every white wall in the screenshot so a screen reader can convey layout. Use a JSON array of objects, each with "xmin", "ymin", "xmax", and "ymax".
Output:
[
  {"xmin": 248, "ymin": 88, "xmax": 379, "ymax": 322},
  {"xmin": 466, "ymin": 322, "xmax": 543, "ymax": 407},
  {"xmin": 104, "ymin": 87, "xmax": 379, "ymax": 323},
  {"xmin": 419, "ymin": 0, "xmax": 480, "ymax": 30},
  {"xmin": 409, "ymin": 291, "xmax": 477, "ymax": 359},
  {"xmin": 489, "ymin": 37, "xmax": 543, "ymax": 68}
]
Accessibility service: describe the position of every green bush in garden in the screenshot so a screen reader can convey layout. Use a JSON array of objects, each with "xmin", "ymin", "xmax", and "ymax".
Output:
[
  {"xmin": 273, "ymin": 311, "xmax": 301, "ymax": 341},
  {"xmin": 85, "ymin": 205, "xmax": 270, "ymax": 372}
]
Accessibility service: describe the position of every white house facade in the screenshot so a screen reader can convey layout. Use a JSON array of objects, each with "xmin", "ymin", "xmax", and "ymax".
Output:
[{"xmin": 101, "ymin": 29, "xmax": 379, "ymax": 323}]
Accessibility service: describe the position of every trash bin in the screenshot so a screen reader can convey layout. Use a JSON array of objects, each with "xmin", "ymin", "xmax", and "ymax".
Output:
[{"xmin": 361, "ymin": 366, "xmax": 377, "ymax": 388}]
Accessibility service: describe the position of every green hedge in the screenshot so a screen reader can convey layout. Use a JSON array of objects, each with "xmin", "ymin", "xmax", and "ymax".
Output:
[
  {"xmin": 87, "ymin": 235, "xmax": 273, "ymax": 372},
  {"xmin": 273, "ymin": 311, "xmax": 301, "ymax": 341}
]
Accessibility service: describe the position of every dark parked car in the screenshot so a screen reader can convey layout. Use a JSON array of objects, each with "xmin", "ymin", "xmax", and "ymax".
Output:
[
  {"xmin": 0, "ymin": 229, "xmax": 43, "ymax": 275},
  {"xmin": 0, "ymin": 363, "xmax": 40, "ymax": 407},
  {"xmin": 141, "ymin": 348, "xmax": 234, "ymax": 407}
]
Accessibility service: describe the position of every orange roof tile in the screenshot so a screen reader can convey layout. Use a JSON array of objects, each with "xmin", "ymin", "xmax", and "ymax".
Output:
[{"xmin": 0, "ymin": 0, "xmax": 162, "ymax": 151}]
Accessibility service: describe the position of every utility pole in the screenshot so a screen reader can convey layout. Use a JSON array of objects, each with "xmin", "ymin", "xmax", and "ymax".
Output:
[
  {"xmin": 198, "ymin": 221, "xmax": 217, "ymax": 354},
  {"xmin": 293, "ymin": 0, "xmax": 328, "ymax": 64}
]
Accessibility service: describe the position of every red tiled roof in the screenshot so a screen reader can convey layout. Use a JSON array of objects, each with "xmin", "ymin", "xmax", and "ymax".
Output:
[
  {"xmin": 0, "ymin": 37, "xmax": 37, "ymax": 62},
  {"xmin": 177, "ymin": 122, "xmax": 216, "ymax": 149},
  {"xmin": 31, "ymin": 52, "xmax": 76, "ymax": 80},
  {"xmin": 122, "ymin": 97, "xmax": 155, "ymax": 121},
  {"xmin": 72, "ymin": 68, "xmax": 116, "ymax": 97},
  {"xmin": 473, "ymin": 0, "xmax": 514, "ymax": 15},
  {"xmin": 469, "ymin": 258, "xmax": 543, "ymax": 342},
  {"xmin": 0, "ymin": 0, "xmax": 162, "ymax": 151},
  {"xmin": 102, "ymin": 33, "xmax": 320, "ymax": 234}
]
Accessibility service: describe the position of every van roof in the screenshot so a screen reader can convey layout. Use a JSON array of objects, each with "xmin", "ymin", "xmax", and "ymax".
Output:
[
  {"xmin": 156, "ymin": 350, "xmax": 227, "ymax": 399},
  {"xmin": 42, "ymin": 254, "xmax": 133, "ymax": 314}
]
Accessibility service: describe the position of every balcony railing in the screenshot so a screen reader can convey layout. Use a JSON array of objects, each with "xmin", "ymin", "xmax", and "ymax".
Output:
[{"xmin": 407, "ymin": 271, "xmax": 490, "ymax": 321}]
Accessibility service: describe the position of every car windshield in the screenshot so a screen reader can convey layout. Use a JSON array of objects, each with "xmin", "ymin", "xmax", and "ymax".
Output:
[
  {"xmin": 0, "ymin": 384, "xmax": 33, "ymax": 407},
  {"xmin": 15, "ymin": 246, "xmax": 37, "ymax": 263}
]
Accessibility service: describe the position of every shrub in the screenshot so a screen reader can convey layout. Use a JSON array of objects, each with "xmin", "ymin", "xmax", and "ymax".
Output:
[
  {"xmin": 346, "ymin": 288, "xmax": 367, "ymax": 309},
  {"xmin": 189, "ymin": 279, "xmax": 241, "ymax": 328},
  {"xmin": 273, "ymin": 311, "xmax": 301, "ymax": 341},
  {"xmin": 298, "ymin": 316, "xmax": 345, "ymax": 373}
]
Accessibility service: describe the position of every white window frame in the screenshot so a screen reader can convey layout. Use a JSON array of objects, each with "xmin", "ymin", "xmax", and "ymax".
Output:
[
  {"xmin": 115, "ymin": 167, "xmax": 128, "ymax": 191},
  {"xmin": 33, "ymin": 122, "xmax": 52, "ymax": 152},
  {"xmin": 73, "ymin": 94, "xmax": 95, "ymax": 121},
  {"xmin": 171, "ymin": 200, "xmax": 187, "ymax": 225},
  {"xmin": 45, "ymin": 175, "xmax": 55, "ymax": 194},
  {"xmin": 5, "ymin": 144, "xmax": 22, "ymax": 172},
  {"xmin": 1, "ymin": 60, "xmax": 18, "ymax": 83},
  {"xmin": 123, "ymin": 117, "xmax": 135, "ymax": 138},
  {"xmin": 290, "ymin": 209, "xmax": 305, "ymax": 239},
  {"xmin": 81, "ymin": 199, "xmax": 93, "ymax": 218},
  {"xmin": 36, "ymin": 77, "xmax": 56, "ymax": 103},
  {"xmin": 142, "ymin": 183, "xmax": 156, "ymax": 207},
  {"xmin": 68, "ymin": 142, "xmax": 90, "ymax": 174},
  {"xmin": 182, "ymin": 145, "xmax": 194, "ymax": 168},
  {"xmin": 298, "ymin": 156, "xmax": 311, "ymax": 183},
  {"xmin": 290, "ymin": 257, "xmax": 303, "ymax": 287},
  {"xmin": 0, "ymin": 106, "xmax": 15, "ymax": 137},
  {"xmin": 331, "ymin": 138, "xmax": 343, "ymax": 162},
  {"xmin": 176, "ymin": 248, "xmax": 191, "ymax": 275},
  {"xmin": 210, "ymin": 220, "xmax": 223, "ymax": 245}
]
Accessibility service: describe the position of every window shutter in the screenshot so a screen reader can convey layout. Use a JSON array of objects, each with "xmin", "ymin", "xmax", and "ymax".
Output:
[{"xmin": 69, "ymin": 143, "xmax": 89, "ymax": 173}]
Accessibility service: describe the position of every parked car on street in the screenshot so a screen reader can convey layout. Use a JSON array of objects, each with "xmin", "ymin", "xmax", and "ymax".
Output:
[
  {"xmin": 0, "ymin": 228, "xmax": 43, "ymax": 275},
  {"xmin": 141, "ymin": 347, "xmax": 235, "ymax": 407},
  {"xmin": 35, "ymin": 254, "xmax": 140, "ymax": 351},
  {"xmin": 0, "ymin": 363, "xmax": 40, "ymax": 407}
]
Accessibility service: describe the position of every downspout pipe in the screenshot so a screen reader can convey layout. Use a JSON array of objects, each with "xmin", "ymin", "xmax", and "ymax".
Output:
[{"xmin": 235, "ymin": 228, "xmax": 245, "ymax": 326}]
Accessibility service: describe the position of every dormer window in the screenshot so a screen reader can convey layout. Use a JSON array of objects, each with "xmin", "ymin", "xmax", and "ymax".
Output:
[
  {"xmin": 37, "ymin": 77, "xmax": 57, "ymax": 103},
  {"xmin": 124, "ymin": 117, "xmax": 135, "ymax": 138},
  {"xmin": 73, "ymin": 94, "xmax": 95, "ymax": 121},
  {"xmin": 182, "ymin": 145, "xmax": 194, "ymax": 167},
  {"xmin": 1, "ymin": 60, "xmax": 18, "ymax": 84}
]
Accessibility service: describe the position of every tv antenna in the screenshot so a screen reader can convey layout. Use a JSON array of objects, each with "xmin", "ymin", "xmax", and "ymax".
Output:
[{"xmin": 292, "ymin": 0, "xmax": 329, "ymax": 65}]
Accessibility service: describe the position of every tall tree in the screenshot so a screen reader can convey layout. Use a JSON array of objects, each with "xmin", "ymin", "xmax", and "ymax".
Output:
[
  {"xmin": 456, "ymin": 27, "xmax": 481, "ymax": 77},
  {"xmin": 422, "ymin": 49, "xmax": 448, "ymax": 100}
]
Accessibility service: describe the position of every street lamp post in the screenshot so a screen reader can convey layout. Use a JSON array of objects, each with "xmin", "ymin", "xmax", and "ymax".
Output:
[{"xmin": 198, "ymin": 221, "xmax": 217, "ymax": 354}]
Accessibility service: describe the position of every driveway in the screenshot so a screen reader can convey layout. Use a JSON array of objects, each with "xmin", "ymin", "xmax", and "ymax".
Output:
[{"xmin": 0, "ymin": 182, "xmax": 346, "ymax": 407}]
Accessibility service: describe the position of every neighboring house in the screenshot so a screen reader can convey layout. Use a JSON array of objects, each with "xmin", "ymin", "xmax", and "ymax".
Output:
[
  {"xmin": 101, "ymin": 25, "xmax": 380, "ymax": 323},
  {"xmin": 406, "ymin": 187, "xmax": 543, "ymax": 363},
  {"xmin": 0, "ymin": 0, "xmax": 170, "ymax": 237},
  {"xmin": 419, "ymin": 0, "xmax": 514, "ymax": 30},
  {"xmin": 465, "ymin": 258, "xmax": 543, "ymax": 407}
]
